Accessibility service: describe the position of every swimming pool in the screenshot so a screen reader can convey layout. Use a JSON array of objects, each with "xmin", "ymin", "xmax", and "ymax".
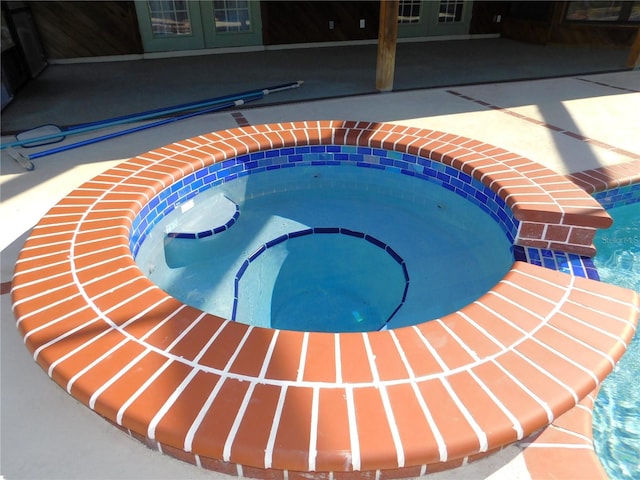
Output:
[
  {"xmin": 591, "ymin": 194, "xmax": 640, "ymax": 480},
  {"xmin": 134, "ymin": 164, "xmax": 513, "ymax": 332},
  {"xmin": 11, "ymin": 121, "xmax": 637, "ymax": 479}
]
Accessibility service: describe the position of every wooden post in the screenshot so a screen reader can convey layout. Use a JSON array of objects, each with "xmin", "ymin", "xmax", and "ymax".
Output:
[
  {"xmin": 376, "ymin": 0, "xmax": 399, "ymax": 92},
  {"xmin": 626, "ymin": 27, "xmax": 640, "ymax": 69}
]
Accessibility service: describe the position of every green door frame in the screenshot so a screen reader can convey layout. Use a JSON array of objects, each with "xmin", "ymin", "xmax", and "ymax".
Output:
[
  {"xmin": 134, "ymin": 1, "xmax": 205, "ymax": 53},
  {"xmin": 135, "ymin": 1, "xmax": 263, "ymax": 53},
  {"xmin": 201, "ymin": 1, "xmax": 263, "ymax": 49}
]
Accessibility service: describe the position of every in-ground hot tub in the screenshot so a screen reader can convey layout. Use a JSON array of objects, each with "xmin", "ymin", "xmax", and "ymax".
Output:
[
  {"xmin": 133, "ymin": 158, "xmax": 515, "ymax": 333},
  {"xmin": 11, "ymin": 121, "xmax": 638, "ymax": 479}
]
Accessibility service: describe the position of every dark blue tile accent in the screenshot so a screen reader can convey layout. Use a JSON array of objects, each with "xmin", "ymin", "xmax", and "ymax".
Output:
[
  {"xmin": 222, "ymin": 158, "xmax": 237, "ymax": 168},
  {"xmin": 248, "ymin": 244, "xmax": 266, "ymax": 262},
  {"xmin": 231, "ymin": 297, "xmax": 238, "ymax": 320},
  {"xmin": 586, "ymin": 267, "xmax": 600, "ymax": 280},
  {"xmin": 458, "ymin": 172, "xmax": 472, "ymax": 184},
  {"xmin": 266, "ymin": 234, "xmax": 289, "ymax": 248},
  {"xmin": 436, "ymin": 172, "xmax": 451, "ymax": 184},
  {"xmin": 213, "ymin": 225, "xmax": 227, "ymax": 234},
  {"xmin": 444, "ymin": 166, "xmax": 459, "ymax": 177},
  {"xmin": 198, "ymin": 230, "xmax": 213, "ymax": 239},
  {"xmin": 314, "ymin": 227, "xmax": 340, "ymax": 234},
  {"xmin": 237, "ymin": 259, "xmax": 250, "ymax": 278},
  {"xmin": 364, "ymin": 234, "xmax": 386, "ymax": 249},
  {"xmin": 386, "ymin": 303, "xmax": 403, "ymax": 326},
  {"xmin": 166, "ymin": 232, "xmax": 196, "ymax": 239},
  {"xmin": 474, "ymin": 190, "xmax": 488, "ymax": 204},
  {"xmin": 513, "ymin": 245, "xmax": 527, "ymax": 262},
  {"xmin": 385, "ymin": 246, "xmax": 403, "ymax": 264},
  {"xmin": 340, "ymin": 228, "xmax": 365, "ymax": 238},
  {"xmin": 394, "ymin": 160, "xmax": 409, "ymax": 170},
  {"xmin": 289, "ymin": 228, "xmax": 313, "ymax": 238},
  {"xmin": 230, "ymin": 226, "xmax": 411, "ymax": 329}
]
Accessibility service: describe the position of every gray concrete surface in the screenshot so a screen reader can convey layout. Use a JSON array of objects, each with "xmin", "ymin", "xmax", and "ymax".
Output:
[{"xmin": 1, "ymin": 37, "xmax": 630, "ymax": 133}]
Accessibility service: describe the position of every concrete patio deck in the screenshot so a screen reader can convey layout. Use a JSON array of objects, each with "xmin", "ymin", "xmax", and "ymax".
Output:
[{"xmin": 1, "ymin": 47, "xmax": 639, "ymax": 479}]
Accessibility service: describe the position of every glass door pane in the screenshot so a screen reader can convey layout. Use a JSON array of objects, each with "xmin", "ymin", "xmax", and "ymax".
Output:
[
  {"xmin": 147, "ymin": 0, "xmax": 192, "ymax": 36},
  {"xmin": 135, "ymin": 0, "xmax": 205, "ymax": 52},
  {"xmin": 201, "ymin": 0, "xmax": 263, "ymax": 48},
  {"xmin": 213, "ymin": 0, "xmax": 251, "ymax": 33}
]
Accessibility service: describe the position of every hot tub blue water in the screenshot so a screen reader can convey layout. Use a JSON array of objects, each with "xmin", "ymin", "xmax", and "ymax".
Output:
[
  {"xmin": 592, "ymin": 201, "xmax": 640, "ymax": 480},
  {"xmin": 134, "ymin": 162, "xmax": 513, "ymax": 332}
]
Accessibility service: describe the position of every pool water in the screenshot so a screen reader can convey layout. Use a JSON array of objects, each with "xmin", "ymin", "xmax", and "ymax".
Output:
[
  {"xmin": 134, "ymin": 164, "xmax": 513, "ymax": 332},
  {"xmin": 592, "ymin": 202, "xmax": 640, "ymax": 480}
]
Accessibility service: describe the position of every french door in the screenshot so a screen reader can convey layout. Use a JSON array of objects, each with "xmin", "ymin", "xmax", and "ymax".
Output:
[{"xmin": 135, "ymin": 1, "xmax": 263, "ymax": 53}]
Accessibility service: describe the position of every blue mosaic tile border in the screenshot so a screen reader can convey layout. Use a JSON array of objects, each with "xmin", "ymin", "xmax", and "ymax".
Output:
[
  {"xmin": 130, "ymin": 145, "xmax": 520, "ymax": 258},
  {"xmin": 231, "ymin": 227, "xmax": 410, "ymax": 331},
  {"xmin": 513, "ymin": 182, "xmax": 640, "ymax": 281},
  {"xmin": 513, "ymin": 245, "xmax": 599, "ymax": 280},
  {"xmin": 593, "ymin": 182, "xmax": 640, "ymax": 210}
]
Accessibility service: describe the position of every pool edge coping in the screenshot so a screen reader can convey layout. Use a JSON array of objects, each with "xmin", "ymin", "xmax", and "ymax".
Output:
[{"xmin": 10, "ymin": 122, "xmax": 640, "ymax": 479}]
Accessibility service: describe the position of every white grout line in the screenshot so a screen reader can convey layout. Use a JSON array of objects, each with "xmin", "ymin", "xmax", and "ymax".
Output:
[
  {"xmin": 308, "ymin": 386, "xmax": 320, "ymax": 471},
  {"xmin": 345, "ymin": 386, "xmax": 361, "ymax": 471},
  {"xmin": 117, "ymin": 358, "xmax": 174, "ymax": 425},
  {"xmin": 264, "ymin": 385, "xmax": 288, "ymax": 468},
  {"xmin": 334, "ymin": 333, "xmax": 342, "ymax": 384},
  {"xmin": 436, "ymin": 319, "xmax": 481, "ymax": 361},
  {"xmin": 89, "ymin": 349, "xmax": 150, "ymax": 409},
  {"xmin": 468, "ymin": 369, "xmax": 524, "ymax": 440},
  {"xmin": 183, "ymin": 325, "xmax": 253, "ymax": 451},
  {"xmin": 513, "ymin": 348, "xmax": 579, "ymax": 403},
  {"xmin": 296, "ymin": 331, "xmax": 309, "ymax": 382},
  {"xmin": 412, "ymin": 325, "xmax": 450, "ymax": 372},
  {"xmin": 492, "ymin": 359, "xmax": 554, "ymax": 423},
  {"xmin": 223, "ymin": 381, "xmax": 257, "ymax": 462},
  {"xmin": 440, "ymin": 377, "xmax": 489, "ymax": 452}
]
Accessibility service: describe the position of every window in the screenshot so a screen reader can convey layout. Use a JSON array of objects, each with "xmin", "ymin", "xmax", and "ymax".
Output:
[
  {"xmin": 147, "ymin": 0, "xmax": 192, "ymax": 37},
  {"xmin": 438, "ymin": 0, "xmax": 464, "ymax": 23},
  {"xmin": 398, "ymin": 0, "xmax": 421, "ymax": 24},
  {"xmin": 565, "ymin": 1, "xmax": 640, "ymax": 22},
  {"xmin": 213, "ymin": 0, "xmax": 252, "ymax": 33}
]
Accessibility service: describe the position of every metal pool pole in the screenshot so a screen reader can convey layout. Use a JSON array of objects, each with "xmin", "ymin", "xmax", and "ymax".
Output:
[
  {"xmin": 2, "ymin": 81, "xmax": 304, "ymax": 150},
  {"xmin": 7, "ymin": 96, "xmax": 258, "ymax": 171}
]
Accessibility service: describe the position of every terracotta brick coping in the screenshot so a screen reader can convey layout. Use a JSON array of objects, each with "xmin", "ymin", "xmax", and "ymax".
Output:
[{"xmin": 11, "ymin": 121, "xmax": 639, "ymax": 478}]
